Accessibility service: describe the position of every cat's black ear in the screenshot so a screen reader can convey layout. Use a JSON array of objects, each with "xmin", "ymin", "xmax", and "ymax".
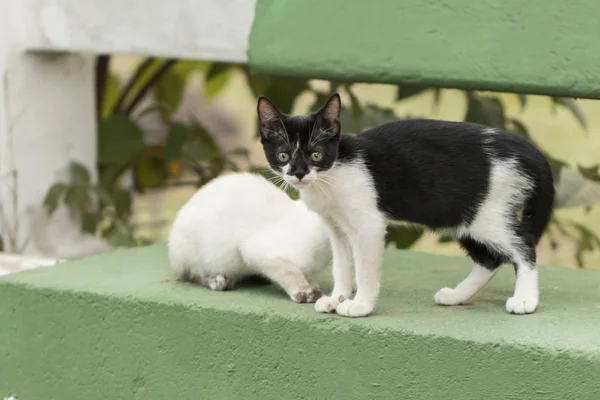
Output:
[
  {"xmin": 257, "ymin": 97, "xmax": 285, "ymax": 139},
  {"xmin": 316, "ymin": 93, "xmax": 341, "ymax": 137}
]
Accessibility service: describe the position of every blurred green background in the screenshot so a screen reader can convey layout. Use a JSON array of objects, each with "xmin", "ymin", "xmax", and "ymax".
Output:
[{"xmin": 43, "ymin": 55, "xmax": 600, "ymax": 270}]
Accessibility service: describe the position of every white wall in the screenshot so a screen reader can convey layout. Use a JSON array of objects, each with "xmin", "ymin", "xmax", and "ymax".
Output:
[
  {"xmin": 0, "ymin": 0, "xmax": 98, "ymax": 255},
  {"xmin": 0, "ymin": 0, "xmax": 257, "ymax": 257}
]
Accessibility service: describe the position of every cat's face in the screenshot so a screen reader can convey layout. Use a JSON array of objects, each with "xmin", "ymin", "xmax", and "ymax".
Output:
[{"xmin": 257, "ymin": 94, "xmax": 341, "ymax": 190}]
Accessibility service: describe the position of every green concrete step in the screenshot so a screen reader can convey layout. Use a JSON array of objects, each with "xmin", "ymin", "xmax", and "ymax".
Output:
[{"xmin": 1, "ymin": 244, "xmax": 599, "ymax": 399}]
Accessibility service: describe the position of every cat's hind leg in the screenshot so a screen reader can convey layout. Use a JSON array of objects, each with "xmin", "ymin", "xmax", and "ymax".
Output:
[
  {"xmin": 200, "ymin": 274, "xmax": 236, "ymax": 291},
  {"xmin": 434, "ymin": 237, "xmax": 504, "ymax": 306},
  {"xmin": 505, "ymin": 241, "xmax": 539, "ymax": 314},
  {"xmin": 240, "ymin": 243, "xmax": 321, "ymax": 303},
  {"xmin": 175, "ymin": 269, "xmax": 236, "ymax": 291}
]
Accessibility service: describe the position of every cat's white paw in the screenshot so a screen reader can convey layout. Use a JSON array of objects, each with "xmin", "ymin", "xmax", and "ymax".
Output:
[
  {"xmin": 335, "ymin": 299, "xmax": 373, "ymax": 318},
  {"xmin": 207, "ymin": 274, "xmax": 234, "ymax": 291},
  {"xmin": 291, "ymin": 286, "xmax": 322, "ymax": 303},
  {"xmin": 315, "ymin": 294, "xmax": 345, "ymax": 313},
  {"xmin": 434, "ymin": 287, "xmax": 464, "ymax": 306},
  {"xmin": 505, "ymin": 296, "xmax": 538, "ymax": 314}
]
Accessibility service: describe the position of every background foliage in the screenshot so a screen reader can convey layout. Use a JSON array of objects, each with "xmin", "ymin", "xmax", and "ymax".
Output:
[{"xmin": 44, "ymin": 56, "xmax": 600, "ymax": 266}]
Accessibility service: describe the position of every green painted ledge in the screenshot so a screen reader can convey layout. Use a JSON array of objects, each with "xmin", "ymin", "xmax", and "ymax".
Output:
[
  {"xmin": 1, "ymin": 245, "xmax": 599, "ymax": 400},
  {"xmin": 249, "ymin": 0, "xmax": 600, "ymax": 98}
]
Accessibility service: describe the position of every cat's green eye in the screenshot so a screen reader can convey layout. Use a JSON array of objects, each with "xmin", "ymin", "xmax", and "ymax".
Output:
[
  {"xmin": 277, "ymin": 152, "xmax": 290, "ymax": 163},
  {"xmin": 311, "ymin": 152, "xmax": 323, "ymax": 162}
]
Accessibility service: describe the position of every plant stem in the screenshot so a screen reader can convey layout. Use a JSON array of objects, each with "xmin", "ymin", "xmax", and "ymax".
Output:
[
  {"xmin": 124, "ymin": 59, "xmax": 177, "ymax": 116},
  {"xmin": 112, "ymin": 57, "xmax": 156, "ymax": 115},
  {"xmin": 95, "ymin": 55, "xmax": 110, "ymax": 123}
]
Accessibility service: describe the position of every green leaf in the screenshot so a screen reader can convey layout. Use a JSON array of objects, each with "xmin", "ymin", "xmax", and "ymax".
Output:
[
  {"xmin": 176, "ymin": 60, "xmax": 211, "ymax": 75},
  {"xmin": 396, "ymin": 85, "xmax": 429, "ymax": 101},
  {"xmin": 111, "ymin": 187, "xmax": 133, "ymax": 219},
  {"xmin": 94, "ymin": 184, "xmax": 114, "ymax": 207},
  {"xmin": 465, "ymin": 93, "xmax": 505, "ymax": 128},
  {"xmin": 433, "ymin": 88, "xmax": 442, "ymax": 107},
  {"xmin": 438, "ymin": 235, "xmax": 454, "ymax": 243},
  {"xmin": 228, "ymin": 148, "xmax": 250, "ymax": 158},
  {"xmin": 225, "ymin": 159, "xmax": 241, "ymax": 172},
  {"xmin": 152, "ymin": 60, "xmax": 207, "ymax": 120},
  {"xmin": 554, "ymin": 167, "xmax": 600, "ymax": 209},
  {"xmin": 136, "ymin": 236, "xmax": 154, "ymax": 246},
  {"xmin": 517, "ymin": 94, "xmax": 527, "ymax": 110},
  {"xmin": 70, "ymin": 162, "xmax": 91, "ymax": 185},
  {"xmin": 507, "ymin": 118, "xmax": 531, "ymax": 139},
  {"xmin": 568, "ymin": 221, "xmax": 600, "ymax": 267},
  {"xmin": 578, "ymin": 164, "xmax": 600, "ymax": 182},
  {"xmin": 243, "ymin": 67, "xmax": 272, "ymax": 97},
  {"xmin": 102, "ymin": 73, "xmax": 122, "ymax": 119},
  {"xmin": 386, "ymin": 226, "xmax": 423, "ymax": 249},
  {"xmin": 134, "ymin": 104, "xmax": 167, "ymax": 120},
  {"xmin": 250, "ymin": 166, "xmax": 299, "ymax": 200},
  {"xmin": 552, "ymin": 97, "xmax": 587, "ymax": 130},
  {"xmin": 184, "ymin": 121, "xmax": 220, "ymax": 161},
  {"xmin": 262, "ymin": 77, "xmax": 308, "ymax": 114},
  {"xmin": 204, "ymin": 73, "xmax": 230, "ymax": 99},
  {"xmin": 341, "ymin": 103, "xmax": 398, "ymax": 134},
  {"xmin": 135, "ymin": 149, "xmax": 168, "ymax": 189},
  {"xmin": 121, "ymin": 59, "xmax": 166, "ymax": 109},
  {"xmin": 164, "ymin": 123, "xmax": 188, "ymax": 163},
  {"xmin": 186, "ymin": 142, "xmax": 217, "ymax": 162},
  {"xmin": 204, "ymin": 63, "xmax": 233, "ymax": 99},
  {"xmin": 544, "ymin": 153, "xmax": 569, "ymax": 183},
  {"xmin": 154, "ymin": 69, "xmax": 185, "ymax": 121},
  {"xmin": 106, "ymin": 225, "xmax": 138, "ymax": 247},
  {"xmin": 205, "ymin": 63, "xmax": 232, "ymax": 81},
  {"xmin": 98, "ymin": 115, "xmax": 145, "ymax": 166},
  {"xmin": 81, "ymin": 211, "xmax": 99, "ymax": 234},
  {"xmin": 347, "ymin": 86, "xmax": 363, "ymax": 119},
  {"xmin": 43, "ymin": 183, "xmax": 68, "ymax": 214},
  {"xmin": 64, "ymin": 186, "xmax": 89, "ymax": 208}
]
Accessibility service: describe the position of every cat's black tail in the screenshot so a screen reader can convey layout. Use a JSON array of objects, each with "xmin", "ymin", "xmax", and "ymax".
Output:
[{"xmin": 522, "ymin": 163, "xmax": 555, "ymax": 245}]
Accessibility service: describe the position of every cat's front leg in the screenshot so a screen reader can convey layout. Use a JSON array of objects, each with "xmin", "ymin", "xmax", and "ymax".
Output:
[
  {"xmin": 336, "ymin": 221, "xmax": 386, "ymax": 318},
  {"xmin": 315, "ymin": 226, "xmax": 354, "ymax": 313}
]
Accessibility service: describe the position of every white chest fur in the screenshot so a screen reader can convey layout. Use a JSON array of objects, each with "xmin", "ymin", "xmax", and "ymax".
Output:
[
  {"xmin": 300, "ymin": 160, "xmax": 387, "ymax": 318},
  {"xmin": 300, "ymin": 160, "xmax": 384, "ymax": 233}
]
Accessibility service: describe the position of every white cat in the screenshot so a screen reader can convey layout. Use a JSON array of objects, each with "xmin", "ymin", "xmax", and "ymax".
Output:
[{"xmin": 168, "ymin": 172, "xmax": 331, "ymax": 302}]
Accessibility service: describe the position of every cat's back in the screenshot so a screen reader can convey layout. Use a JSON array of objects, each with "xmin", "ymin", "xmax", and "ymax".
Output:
[
  {"xmin": 168, "ymin": 173, "xmax": 297, "ymax": 275},
  {"xmin": 356, "ymin": 119, "xmax": 492, "ymax": 149},
  {"xmin": 172, "ymin": 172, "xmax": 295, "ymax": 236},
  {"xmin": 338, "ymin": 119, "xmax": 548, "ymax": 227},
  {"xmin": 354, "ymin": 118, "xmax": 538, "ymax": 155},
  {"xmin": 184, "ymin": 172, "xmax": 292, "ymax": 213}
]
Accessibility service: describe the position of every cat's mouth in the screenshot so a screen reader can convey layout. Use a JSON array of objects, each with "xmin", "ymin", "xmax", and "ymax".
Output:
[
  {"xmin": 292, "ymin": 181, "xmax": 311, "ymax": 189},
  {"xmin": 283, "ymin": 175, "xmax": 316, "ymax": 190}
]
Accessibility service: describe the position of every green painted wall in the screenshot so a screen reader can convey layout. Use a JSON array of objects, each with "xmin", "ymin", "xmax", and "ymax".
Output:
[
  {"xmin": 1, "ymin": 245, "xmax": 600, "ymax": 399},
  {"xmin": 249, "ymin": 0, "xmax": 600, "ymax": 98}
]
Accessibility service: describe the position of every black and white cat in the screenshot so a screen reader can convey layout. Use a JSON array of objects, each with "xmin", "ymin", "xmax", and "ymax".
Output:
[{"xmin": 257, "ymin": 93, "xmax": 554, "ymax": 317}]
